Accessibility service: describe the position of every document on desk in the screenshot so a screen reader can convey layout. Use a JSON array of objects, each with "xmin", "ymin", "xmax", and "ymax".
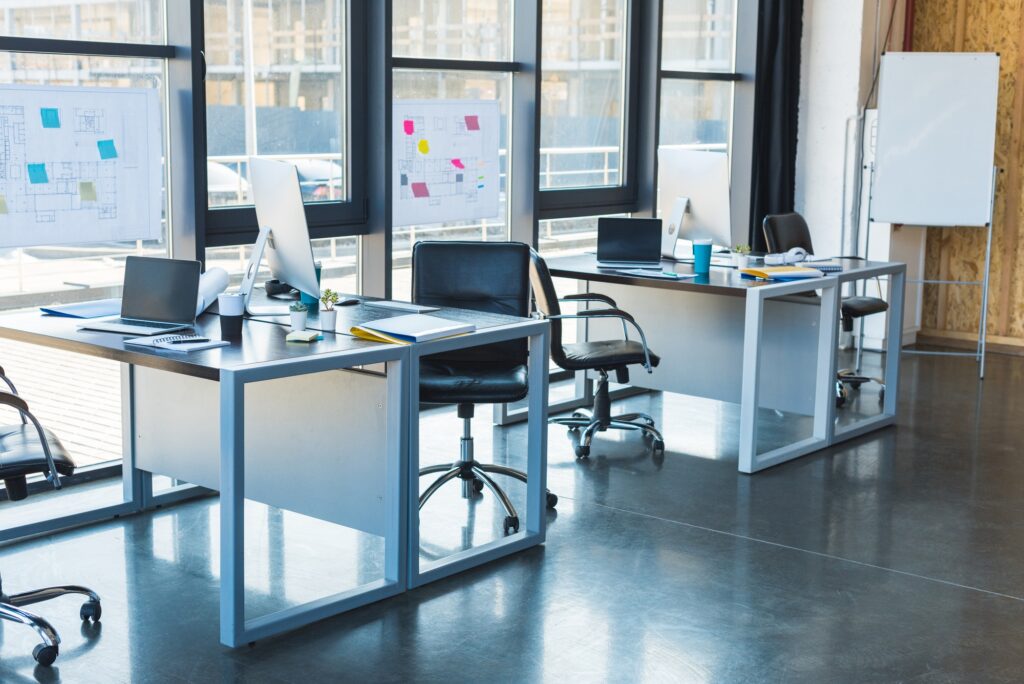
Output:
[
  {"xmin": 617, "ymin": 268, "xmax": 697, "ymax": 280},
  {"xmin": 125, "ymin": 335, "xmax": 230, "ymax": 352},
  {"xmin": 739, "ymin": 266, "xmax": 825, "ymax": 281},
  {"xmin": 351, "ymin": 313, "xmax": 475, "ymax": 344},
  {"xmin": 40, "ymin": 298, "xmax": 122, "ymax": 318}
]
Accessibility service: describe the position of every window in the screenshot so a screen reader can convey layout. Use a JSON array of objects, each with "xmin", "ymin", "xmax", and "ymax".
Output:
[
  {"xmin": 0, "ymin": 1, "xmax": 164, "ymax": 44},
  {"xmin": 540, "ymin": 0, "xmax": 628, "ymax": 191},
  {"xmin": 197, "ymin": 0, "xmax": 368, "ymax": 247},
  {"xmin": 660, "ymin": 0, "xmax": 735, "ymax": 72},
  {"xmin": 393, "ymin": 0, "xmax": 512, "ymax": 61}
]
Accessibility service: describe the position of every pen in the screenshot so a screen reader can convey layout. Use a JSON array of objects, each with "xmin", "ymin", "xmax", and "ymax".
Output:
[{"xmin": 170, "ymin": 338, "xmax": 208, "ymax": 344}]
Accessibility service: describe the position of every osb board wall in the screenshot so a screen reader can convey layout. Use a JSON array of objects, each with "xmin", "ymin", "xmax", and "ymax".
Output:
[{"xmin": 914, "ymin": 0, "xmax": 1024, "ymax": 343}]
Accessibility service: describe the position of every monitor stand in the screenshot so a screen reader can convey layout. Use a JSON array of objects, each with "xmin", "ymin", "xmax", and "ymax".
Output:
[{"xmin": 239, "ymin": 225, "xmax": 289, "ymax": 316}]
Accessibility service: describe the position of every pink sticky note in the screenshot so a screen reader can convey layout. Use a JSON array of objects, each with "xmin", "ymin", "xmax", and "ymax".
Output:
[
  {"xmin": 411, "ymin": 182, "xmax": 430, "ymax": 198},
  {"xmin": 451, "ymin": 158, "xmax": 465, "ymax": 169},
  {"xmin": 403, "ymin": 119, "xmax": 415, "ymax": 135},
  {"xmin": 465, "ymin": 115, "xmax": 480, "ymax": 131}
]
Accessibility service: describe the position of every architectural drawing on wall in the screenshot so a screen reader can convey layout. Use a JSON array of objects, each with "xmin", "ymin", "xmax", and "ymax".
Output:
[
  {"xmin": 392, "ymin": 100, "xmax": 500, "ymax": 227},
  {"xmin": 0, "ymin": 84, "xmax": 162, "ymax": 248}
]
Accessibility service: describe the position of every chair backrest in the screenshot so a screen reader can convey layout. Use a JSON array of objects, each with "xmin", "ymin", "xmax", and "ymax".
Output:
[
  {"xmin": 763, "ymin": 212, "xmax": 815, "ymax": 253},
  {"xmin": 411, "ymin": 241, "xmax": 530, "ymax": 366},
  {"xmin": 528, "ymin": 249, "xmax": 569, "ymax": 369}
]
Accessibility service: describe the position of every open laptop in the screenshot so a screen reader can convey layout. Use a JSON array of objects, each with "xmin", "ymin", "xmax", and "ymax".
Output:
[
  {"xmin": 80, "ymin": 256, "xmax": 201, "ymax": 336},
  {"xmin": 596, "ymin": 217, "xmax": 663, "ymax": 269}
]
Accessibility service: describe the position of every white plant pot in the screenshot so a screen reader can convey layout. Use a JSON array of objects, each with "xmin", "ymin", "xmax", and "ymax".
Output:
[
  {"xmin": 733, "ymin": 254, "xmax": 750, "ymax": 269},
  {"xmin": 320, "ymin": 309, "xmax": 337, "ymax": 331},
  {"xmin": 290, "ymin": 310, "xmax": 307, "ymax": 332}
]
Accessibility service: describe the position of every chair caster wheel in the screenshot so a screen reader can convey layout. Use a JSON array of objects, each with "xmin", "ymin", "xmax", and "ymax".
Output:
[
  {"xmin": 546, "ymin": 491, "xmax": 558, "ymax": 509},
  {"xmin": 33, "ymin": 644, "xmax": 58, "ymax": 667},
  {"xmin": 80, "ymin": 600, "xmax": 102, "ymax": 622},
  {"xmin": 472, "ymin": 478, "xmax": 484, "ymax": 493},
  {"xmin": 574, "ymin": 445, "xmax": 589, "ymax": 459},
  {"xmin": 503, "ymin": 515, "xmax": 520, "ymax": 535}
]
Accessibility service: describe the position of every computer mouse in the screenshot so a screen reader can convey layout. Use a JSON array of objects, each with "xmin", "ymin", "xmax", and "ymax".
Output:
[{"xmin": 337, "ymin": 297, "xmax": 360, "ymax": 306}]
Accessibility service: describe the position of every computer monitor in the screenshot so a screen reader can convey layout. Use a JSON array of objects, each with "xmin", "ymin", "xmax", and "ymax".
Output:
[
  {"xmin": 657, "ymin": 148, "xmax": 733, "ymax": 258},
  {"xmin": 241, "ymin": 157, "xmax": 321, "ymax": 314}
]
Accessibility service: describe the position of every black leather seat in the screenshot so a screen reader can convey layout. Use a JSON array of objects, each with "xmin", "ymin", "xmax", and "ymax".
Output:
[
  {"xmin": 529, "ymin": 250, "xmax": 664, "ymax": 459},
  {"xmin": 413, "ymin": 241, "xmax": 556, "ymax": 536},
  {"xmin": 0, "ymin": 366, "xmax": 101, "ymax": 667},
  {"xmin": 763, "ymin": 212, "xmax": 889, "ymax": 404}
]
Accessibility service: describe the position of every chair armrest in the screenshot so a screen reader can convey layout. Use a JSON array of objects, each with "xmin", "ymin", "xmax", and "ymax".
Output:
[
  {"xmin": 569, "ymin": 307, "xmax": 637, "ymax": 325},
  {"xmin": 0, "ymin": 365, "xmax": 19, "ymax": 396},
  {"xmin": 0, "ymin": 390, "xmax": 62, "ymax": 490},
  {"xmin": 560, "ymin": 293, "xmax": 618, "ymax": 308},
  {"xmin": 0, "ymin": 389, "xmax": 29, "ymax": 413},
  {"xmin": 547, "ymin": 309, "xmax": 653, "ymax": 373}
]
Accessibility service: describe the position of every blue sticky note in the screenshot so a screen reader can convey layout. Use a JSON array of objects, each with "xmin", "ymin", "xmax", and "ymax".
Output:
[
  {"xmin": 40, "ymin": 108, "xmax": 60, "ymax": 128},
  {"xmin": 97, "ymin": 139, "xmax": 118, "ymax": 160},
  {"xmin": 27, "ymin": 163, "xmax": 48, "ymax": 184}
]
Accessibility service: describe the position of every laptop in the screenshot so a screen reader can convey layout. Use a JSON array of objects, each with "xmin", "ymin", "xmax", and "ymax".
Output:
[
  {"xmin": 80, "ymin": 256, "xmax": 201, "ymax": 336},
  {"xmin": 596, "ymin": 217, "xmax": 663, "ymax": 269}
]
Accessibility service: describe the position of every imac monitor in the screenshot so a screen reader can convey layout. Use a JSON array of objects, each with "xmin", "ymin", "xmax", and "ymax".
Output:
[
  {"xmin": 242, "ymin": 157, "xmax": 321, "ymax": 313},
  {"xmin": 596, "ymin": 217, "xmax": 663, "ymax": 269},
  {"xmin": 657, "ymin": 148, "xmax": 732, "ymax": 259}
]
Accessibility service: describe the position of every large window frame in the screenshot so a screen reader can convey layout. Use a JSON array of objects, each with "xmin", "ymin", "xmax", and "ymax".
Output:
[
  {"xmin": 190, "ymin": 0, "xmax": 371, "ymax": 250},
  {"xmin": 536, "ymin": 0, "xmax": 644, "ymax": 220}
]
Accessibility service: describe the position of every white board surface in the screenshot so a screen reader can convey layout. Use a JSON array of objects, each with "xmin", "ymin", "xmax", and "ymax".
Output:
[
  {"xmin": 392, "ymin": 99, "xmax": 500, "ymax": 227},
  {"xmin": 872, "ymin": 52, "xmax": 999, "ymax": 227},
  {"xmin": 0, "ymin": 84, "xmax": 163, "ymax": 247}
]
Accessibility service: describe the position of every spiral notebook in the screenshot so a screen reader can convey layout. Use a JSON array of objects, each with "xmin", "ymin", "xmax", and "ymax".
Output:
[{"xmin": 125, "ymin": 334, "xmax": 229, "ymax": 352}]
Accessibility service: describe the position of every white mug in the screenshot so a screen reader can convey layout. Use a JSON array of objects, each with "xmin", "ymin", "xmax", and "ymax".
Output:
[{"xmin": 218, "ymin": 292, "xmax": 245, "ymax": 316}]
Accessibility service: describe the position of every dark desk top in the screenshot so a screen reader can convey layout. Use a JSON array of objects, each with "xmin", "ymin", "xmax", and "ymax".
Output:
[{"xmin": 545, "ymin": 254, "xmax": 903, "ymax": 298}]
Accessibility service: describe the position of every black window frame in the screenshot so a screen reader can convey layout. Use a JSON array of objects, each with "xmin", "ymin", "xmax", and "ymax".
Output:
[
  {"xmin": 536, "ymin": 0, "xmax": 644, "ymax": 220},
  {"xmin": 191, "ymin": 0, "xmax": 371, "ymax": 249}
]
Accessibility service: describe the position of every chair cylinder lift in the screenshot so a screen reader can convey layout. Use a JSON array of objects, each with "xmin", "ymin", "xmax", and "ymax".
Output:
[
  {"xmin": 762, "ymin": 212, "xmax": 889, "ymax": 406},
  {"xmin": 412, "ymin": 242, "xmax": 557, "ymax": 536},
  {"xmin": 529, "ymin": 250, "xmax": 665, "ymax": 459},
  {"xmin": 0, "ymin": 366, "xmax": 102, "ymax": 667}
]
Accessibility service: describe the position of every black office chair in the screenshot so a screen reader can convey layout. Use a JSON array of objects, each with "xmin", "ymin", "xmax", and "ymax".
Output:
[
  {"xmin": 763, "ymin": 212, "xmax": 889, "ymax": 404},
  {"xmin": 529, "ymin": 249, "xmax": 664, "ymax": 459},
  {"xmin": 413, "ymin": 241, "xmax": 557, "ymax": 536},
  {"xmin": 0, "ymin": 366, "xmax": 102, "ymax": 667}
]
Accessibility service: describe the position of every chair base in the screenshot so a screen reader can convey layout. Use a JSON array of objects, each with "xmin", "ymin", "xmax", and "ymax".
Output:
[
  {"xmin": 835, "ymin": 368, "xmax": 885, "ymax": 408},
  {"xmin": 418, "ymin": 410, "xmax": 557, "ymax": 536},
  {"xmin": 0, "ymin": 573, "xmax": 101, "ymax": 667},
  {"xmin": 550, "ymin": 371, "xmax": 665, "ymax": 459}
]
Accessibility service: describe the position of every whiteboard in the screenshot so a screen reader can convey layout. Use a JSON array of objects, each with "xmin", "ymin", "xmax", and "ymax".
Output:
[
  {"xmin": 871, "ymin": 52, "xmax": 999, "ymax": 227},
  {"xmin": 0, "ymin": 84, "xmax": 163, "ymax": 247},
  {"xmin": 392, "ymin": 99, "xmax": 500, "ymax": 227}
]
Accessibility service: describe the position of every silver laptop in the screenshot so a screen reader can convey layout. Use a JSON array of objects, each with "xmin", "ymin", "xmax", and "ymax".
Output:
[
  {"xmin": 80, "ymin": 256, "xmax": 201, "ymax": 336},
  {"xmin": 596, "ymin": 217, "xmax": 663, "ymax": 269}
]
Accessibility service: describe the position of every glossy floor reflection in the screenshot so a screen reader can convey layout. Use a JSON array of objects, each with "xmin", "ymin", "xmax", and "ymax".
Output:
[{"xmin": 3, "ymin": 350, "xmax": 1024, "ymax": 682}]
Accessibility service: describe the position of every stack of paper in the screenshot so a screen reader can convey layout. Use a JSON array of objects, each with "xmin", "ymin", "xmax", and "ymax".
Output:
[{"xmin": 351, "ymin": 314, "xmax": 475, "ymax": 344}]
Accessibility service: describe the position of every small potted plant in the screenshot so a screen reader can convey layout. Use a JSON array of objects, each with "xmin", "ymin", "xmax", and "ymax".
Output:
[
  {"xmin": 732, "ymin": 243, "xmax": 752, "ymax": 269},
  {"xmin": 319, "ymin": 288, "xmax": 340, "ymax": 330},
  {"xmin": 289, "ymin": 301, "xmax": 307, "ymax": 332}
]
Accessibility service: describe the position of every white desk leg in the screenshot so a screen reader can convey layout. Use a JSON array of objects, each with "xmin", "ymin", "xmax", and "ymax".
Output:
[
  {"xmin": 814, "ymin": 281, "xmax": 840, "ymax": 443},
  {"xmin": 883, "ymin": 268, "xmax": 905, "ymax": 417},
  {"xmin": 738, "ymin": 291, "xmax": 764, "ymax": 474},
  {"xmin": 219, "ymin": 370, "xmax": 245, "ymax": 648},
  {"xmin": 526, "ymin": 327, "xmax": 550, "ymax": 537},
  {"xmin": 121, "ymin": 363, "xmax": 152, "ymax": 509}
]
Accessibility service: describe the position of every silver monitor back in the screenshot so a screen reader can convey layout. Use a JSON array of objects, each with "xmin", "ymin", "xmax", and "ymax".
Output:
[
  {"xmin": 248, "ymin": 157, "xmax": 320, "ymax": 301},
  {"xmin": 657, "ymin": 149, "xmax": 733, "ymax": 256}
]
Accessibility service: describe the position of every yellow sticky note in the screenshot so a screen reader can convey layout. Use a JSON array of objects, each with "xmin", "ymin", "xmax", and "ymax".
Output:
[
  {"xmin": 417, "ymin": 139, "xmax": 430, "ymax": 155},
  {"xmin": 0, "ymin": 195, "xmax": 7, "ymax": 214},
  {"xmin": 79, "ymin": 181, "xmax": 97, "ymax": 202}
]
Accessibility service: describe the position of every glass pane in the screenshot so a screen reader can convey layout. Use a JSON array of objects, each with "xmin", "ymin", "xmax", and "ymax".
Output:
[
  {"xmin": 0, "ymin": 54, "xmax": 169, "ymax": 468},
  {"xmin": 540, "ymin": 0, "xmax": 627, "ymax": 190},
  {"xmin": 206, "ymin": 236, "xmax": 360, "ymax": 297},
  {"xmin": 391, "ymin": 70, "xmax": 510, "ymax": 299},
  {"xmin": 0, "ymin": 0, "xmax": 165, "ymax": 44},
  {"xmin": 204, "ymin": 0, "xmax": 347, "ymax": 208},
  {"xmin": 393, "ymin": 0, "xmax": 512, "ymax": 61},
  {"xmin": 661, "ymin": 0, "xmax": 736, "ymax": 72},
  {"xmin": 658, "ymin": 79, "xmax": 732, "ymax": 153}
]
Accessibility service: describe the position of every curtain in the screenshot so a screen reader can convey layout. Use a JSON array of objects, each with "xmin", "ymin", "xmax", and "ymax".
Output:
[{"xmin": 748, "ymin": 0, "xmax": 805, "ymax": 251}]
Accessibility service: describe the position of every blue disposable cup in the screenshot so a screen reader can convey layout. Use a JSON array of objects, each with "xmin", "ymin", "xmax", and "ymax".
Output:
[
  {"xmin": 299, "ymin": 261, "xmax": 323, "ymax": 308},
  {"xmin": 692, "ymin": 240, "xmax": 713, "ymax": 275}
]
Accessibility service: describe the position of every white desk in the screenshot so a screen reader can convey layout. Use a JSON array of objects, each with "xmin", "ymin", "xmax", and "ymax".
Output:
[{"xmin": 546, "ymin": 256, "xmax": 907, "ymax": 473}]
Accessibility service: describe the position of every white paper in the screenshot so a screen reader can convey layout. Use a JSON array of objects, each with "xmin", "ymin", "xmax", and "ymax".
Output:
[
  {"xmin": 196, "ymin": 267, "xmax": 230, "ymax": 316},
  {"xmin": 0, "ymin": 84, "xmax": 163, "ymax": 248},
  {"xmin": 392, "ymin": 100, "xmax": 501, "ymax": 227}
]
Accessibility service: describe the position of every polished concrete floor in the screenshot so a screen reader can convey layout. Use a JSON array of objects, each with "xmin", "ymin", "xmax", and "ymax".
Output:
[{"xmin": 2, "ymin": 350, "xmax": 1024, "ymax": 682}]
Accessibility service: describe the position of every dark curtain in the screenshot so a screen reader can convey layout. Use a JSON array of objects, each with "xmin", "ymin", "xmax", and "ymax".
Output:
[{"xmin": 748, "ymin": 0, "xmax": 805, "ymax": 252}]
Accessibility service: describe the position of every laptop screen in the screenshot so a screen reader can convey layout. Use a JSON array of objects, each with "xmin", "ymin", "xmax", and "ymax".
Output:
[
  {"xmin": 120, "ymin": 256, "xmax": 201, "ymax": 324},
  {"xmin": 597, "ymin": 217, "xmax": 663, "ymax": 263}
]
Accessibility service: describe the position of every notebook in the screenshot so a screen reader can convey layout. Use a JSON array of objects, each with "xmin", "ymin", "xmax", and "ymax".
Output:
[
  {"xmin": 739, "ymin": 266, "xmax": 825, "ymax": 281},
  {"xmin": 40, "ymin": 298, "xmax": 122, "ymax": 318},
  {"xmin": 362, "ymin": 300, "xmax": 440, "ymax": 314},
  {"xmin": 125, "ymin": 334, "xmax": 230, "ymax": 352},
  {"xmin": 351, "ymin": 314, "xmax": 475, "ymax": 344}
]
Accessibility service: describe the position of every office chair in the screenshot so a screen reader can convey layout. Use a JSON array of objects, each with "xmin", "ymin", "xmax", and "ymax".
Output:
[
  {"xmin": 0, "ymin": 366, "xmax": 102, "ymax": 667},
  {"xmin": 529, "ymin": 250, "xmax": 664, "ymax": 459},
  {"xmin": 413, "ymin": 241, "xmax": 557, "ymax": 536},
  {"xmin": 762, "ymin": 212, "xmax": 889, "ymax": 405}
]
